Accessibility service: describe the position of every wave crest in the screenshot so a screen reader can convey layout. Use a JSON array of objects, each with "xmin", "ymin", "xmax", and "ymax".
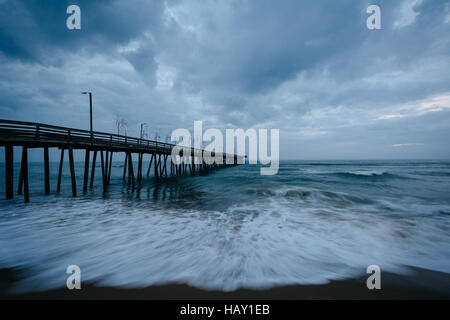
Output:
[
  {"xmin": 245, "ymin": 187, "xmax": 374, "ymax": 205},
  {"xmin": 331, "ymin": 171, "xmax": 408, "ymax": 180}
]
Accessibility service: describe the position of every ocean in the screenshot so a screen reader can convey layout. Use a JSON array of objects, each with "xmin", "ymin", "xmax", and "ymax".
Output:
[{"xmin": 0, "ymin": 160, "xmax": 449, "ymax": 292}]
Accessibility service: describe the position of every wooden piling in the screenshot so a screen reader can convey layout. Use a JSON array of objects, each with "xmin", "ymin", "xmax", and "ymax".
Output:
[
  {"xmin": 125, "ymin": 153, "xmax": 128, "ymax": 184},
  {"xmin": 18, "ymin": 157, "xmax": 23, "ymax": 195},
  {"xmin": 105, "ymin": 151, "xmax": 109, "ymax": 184},
  {"xmin": 137, "ymin": 153, "xmax": 143, "ymax": 185},
  {"xmin": 90, "ymin": 150, "xmax": 97, "ymax": 188},
  {"xmin": 163, "ymin": 155, "xmax": 168, "ymax": 177},
  {"xmin": 57, "ymin": 149, "xmax": 64, "ymax": 192},
  {"xmin": 5, "ymin": 145, "xmax": 13, "ymax": 200},
  {"xmin": 83, "ymin": 149, "xmax": 90, "ymax": 193},
  {"xmin": 128, "ymin": 152, "xmax": 135, "ymax": 188},
  {"xmin": 123, "ymin": 152, "xmax": 128, "ymax": 181},
  {"xmin": 108, "ymin": 152, "xmax": 113, "ymax": 184},
  {"xmin": 153, "ymin": 152, "xmax": 158, "ymax": 178},
  {"xmin": 158, "ymin": 154, "xmax": 163, "ymax": 176},
  {"xmin": 68, "ymin": 147, "xmax": 77, "ymax": 197},
  {"xmin": 147, "ymin": 153, "xmax": 154, "ymax": 177},
  {"xmin": 137, "ymin": 154, "xmax": 140, "ymax": 184},
  {"xmin": 20, "ymin": 147, "xmax": 29, "ymax": 203},
  {"xmin": 130, "ymin": 154, "xmax": 135, "ymax": 189},
  {"xmin": 44, "ymin": 147, "xmax": 50, "ymax": 194},
  {"xmin": 100, "ymin": 150, "xmax": 106, "ymax": 191},
  {"xmin": 140, "ymin": 153, "xmax": 143, "ymax": 182}
]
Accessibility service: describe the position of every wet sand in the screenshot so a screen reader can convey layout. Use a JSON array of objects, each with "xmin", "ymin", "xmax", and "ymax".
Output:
[{"xmin": 1, "ymin": 266, "xmax": 449, "ymax": 300}]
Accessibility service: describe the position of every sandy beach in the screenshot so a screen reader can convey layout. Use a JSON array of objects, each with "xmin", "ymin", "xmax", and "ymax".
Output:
[{"xmin": 1, "ymin": 266, "xmax": 449, "ymax": 300}]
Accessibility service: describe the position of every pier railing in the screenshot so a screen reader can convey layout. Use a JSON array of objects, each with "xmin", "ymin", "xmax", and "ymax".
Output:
[{"xmin": 0, "ymin": 119, "xmax": 187, "ymax": 154}]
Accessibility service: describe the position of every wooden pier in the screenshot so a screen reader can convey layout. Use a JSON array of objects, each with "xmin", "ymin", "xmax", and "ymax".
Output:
[{"xmin": 0, "ymin": 119, "xmax": 242, "ymax": 202}]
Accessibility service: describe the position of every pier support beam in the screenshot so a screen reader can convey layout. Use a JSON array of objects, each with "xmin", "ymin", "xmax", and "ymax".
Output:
[
  {"xmin": 137, "ymin": 153, "xmax": 143, "ymax": 185},
  {"xmin": 5, "ymin": 145, "xmax": 13, "ymax": 200},
  {"xmin": 153, "ymin": 152, "xmax": 158, "ymax": 178},
  {"xmin": 20, "ymin": 147, "xmax": 29, "ymax": 203},
  {"xmin": 83, "ymin": 150, "xmax": 90, "ymax": 193},
  {"xmin": 147, "ymin": 154, "xmax": 154, "ymax": 177},
  {"xmin": 100, "ymin": 151, "xmax": 106, "ymax": 191},
  {"xmin": 90, "ymin": 150, "xmax": 97, "ymax": 188},
  {"xmin": 127, "ymin": 152, "xmax": 135, "ymax": 189},
  {"xmin": 123, "ymin": 153, "xmax": 128, "ymax": 181},
  {"xmin": 158, "ymin": 154, "xmax": 163, "ymax": 176},
  {"xmin": 68, "ymin": 147, "xmax": 77, "ymax": 197},
  {"xmin": 57, "ymin": 149, "xmax": 64, "ymax": 192},
  {"xmin": 162, "ymin": 155, "xmax": 168, "ymax": 177},
  {"xmin": 108, "ymin": 152, "xmax": 113, "ymax": 184},
  {"xmin": 18, "ymin": 159, "xmax": 23, "ymax": 195},
  {"xmin": 105, "ymin": 151, "xmax": 109, "ymax": 184},
  {"xmin": 44, "ymin": 147, "xmax": 50, "ymax": 194}
]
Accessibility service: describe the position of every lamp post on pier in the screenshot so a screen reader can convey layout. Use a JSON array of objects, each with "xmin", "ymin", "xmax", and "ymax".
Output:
[
  {"xmin": 81, "ymin": 92, "xmax": 93, "ymax": 138},
  {"xmin": 140, "ymin": 123, "xmax": 147, "ymax": 141}
]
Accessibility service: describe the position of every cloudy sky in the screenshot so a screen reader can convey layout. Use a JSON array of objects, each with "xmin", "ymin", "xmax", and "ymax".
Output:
[{"xmin": 1, "ymin": 0, "xmax": 449, "ymax": 160}]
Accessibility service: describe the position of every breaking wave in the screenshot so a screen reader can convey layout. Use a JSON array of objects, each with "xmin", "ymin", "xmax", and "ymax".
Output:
[
  {"xmin": 330, "ymin": 171, "xmax": 410, "ymax": 180},
  {"xmin": 0, "ymin": 160, "xmax": 449, "ymax": 292}
]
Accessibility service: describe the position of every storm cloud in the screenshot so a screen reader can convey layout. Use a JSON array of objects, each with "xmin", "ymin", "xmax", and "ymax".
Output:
[{"xmin": 0, "ymin": 0, "xmax": 449, "ymax": 159}]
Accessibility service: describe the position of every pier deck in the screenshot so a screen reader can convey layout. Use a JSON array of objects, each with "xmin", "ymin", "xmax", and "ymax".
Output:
[{"xmin": 0, "ymin": 119, "xmax": 242, "ymax": 202}]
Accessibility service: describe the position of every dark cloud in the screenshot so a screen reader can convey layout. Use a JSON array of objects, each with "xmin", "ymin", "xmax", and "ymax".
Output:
[{"xmin": 0, "ymin": 0, "xmax": 449, "ymax": 159}]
